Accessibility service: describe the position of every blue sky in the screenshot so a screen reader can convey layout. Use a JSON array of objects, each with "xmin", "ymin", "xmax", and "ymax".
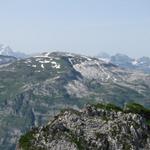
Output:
[{"xmin": 0, "ymin": 0, "xmax": 150, "ymax": 57}]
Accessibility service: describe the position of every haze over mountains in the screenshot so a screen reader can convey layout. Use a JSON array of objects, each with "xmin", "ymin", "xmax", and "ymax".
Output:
[
  {"xmin": 0, "ymin": 47, "xmax": 150, "ymax": 149},
  {"xmin": 1, "ymin": 44, "xmax": 150, "ymax": 71},
  {"xmin": 0, "ymin": 44, "xmax": 150, "ymax": 149},
  {"xmin": 97, "ymin": 52, "xmax": 150, "ymax": 73},
  {"xmin": 0, "ymin": 0, "xmax": 149, "ymax": 149},
  {"xmin": 0, "ymin": 44, "xmax": 27, "ymax": 59},
  {"xmin": 1, "ymin": 44, "xmax": 150, "ymax": 72}
]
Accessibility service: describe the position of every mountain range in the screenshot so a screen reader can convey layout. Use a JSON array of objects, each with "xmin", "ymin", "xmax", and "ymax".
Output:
[
  {"xmin": 0, "ymin": 44, "xmax": 27, "ymax": 59},
  {"xmin": 97, "ymin": 52, "xmax": 150, "ymax": 73},
  {"xmin": 1, "ymin": 44, "xmax": 150, "ymax": 74},
  {"xmin": 0, "ymin": 55, "xmax": 17, "ymax": 66},
  {"xmin": 0, "ymin": 51, "xmax": 150, "ymax": 149}
]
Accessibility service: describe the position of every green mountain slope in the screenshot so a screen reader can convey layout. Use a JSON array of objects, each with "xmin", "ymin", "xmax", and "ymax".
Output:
[{"xmin": 0, "ymin": 52, "xmax": 150, "ymax": 149}]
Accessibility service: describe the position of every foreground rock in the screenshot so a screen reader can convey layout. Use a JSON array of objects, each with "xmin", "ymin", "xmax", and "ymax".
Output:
[{"xmin": 18, "ymin": 104, "xmax": 150, "ymax": 150}]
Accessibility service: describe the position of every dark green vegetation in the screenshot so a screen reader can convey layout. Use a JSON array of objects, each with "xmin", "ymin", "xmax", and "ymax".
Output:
[
  {"xmin": 93, "ymin": 102, "xmax": 150, "ymax": 125},
  {"xmin": 19, "ymin": 131, "xmax": 35, "ymax": 150},
  {"xmin": 93, "ymin": 103, "xmax": 123, "ymax": 111},
  {"xmin": 18, "ymin": 102, "xmax": 150, "ymax": 150},
  {"xmin": 19, "ymin": 126, "xmax": 87, "ymax": 150},
  {"xmin": 0, "ymin": 52, "xmax": 150, "ymax": 149},
  {"xmin": 125, "ymin": 103, "xmax": 150, "ymax": 125}
]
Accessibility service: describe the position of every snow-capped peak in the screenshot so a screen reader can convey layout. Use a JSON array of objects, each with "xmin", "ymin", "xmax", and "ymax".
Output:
[
  {"xmin": 0, "ymin": 46, "xmax": 14, "ymax": 56},
  {"xmin": 0, "ymin": 44, "xmax": 27, "ymax": 58}
]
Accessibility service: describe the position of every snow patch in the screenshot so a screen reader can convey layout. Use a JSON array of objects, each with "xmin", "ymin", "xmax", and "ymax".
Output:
[
  {"xmin": 41, "ymin": 64, "xmax": 44, "ymax": 69},
  {"xmin": 24, "ymin": 59, "xmax": 32, "ymax": 64},
  {"xmin": 43, "ymin": 52, "xmax": 50, "ymax": 57},
  {"xmin": 34, "ymin": 52, "xmax": 51, "ymax": 58},
  {"xmin": 51, "ymin": 61, "xmax": 60, "ymax": 69},
  {"xmin": 68, "ymin": 58, "xmax": 74, "ymax": 65},
  {"xmin": 35, "ymin": 57, "xmax": 53, "ymax": 64},
  {"xmin": 132, "ymin": 60, "xmax": 138, "ymax": 65},
  {"xmin": 35, "ymin": 70, "xmax": 41, "ymax": 72},
  {"xmin": 81, "ymin": 55, "xmax": 93, "ymax": 61},
  {"xmin": 32, "ymin": 65, "xmax": 36, "ymax": 68},
  {"xmin": 98, "ymin": 58, "xmax": 110, "ymax": 63},
  {"xmin": 38, "ymin": 60, "xmax": 51, "ymax": 64},
  {"xmin": 64, "ymin": 53, "xmax": 75, "ymax": 57},
  {"xmin": 140, "ymin": 61, "xmax": 144, "ymax": 64}
]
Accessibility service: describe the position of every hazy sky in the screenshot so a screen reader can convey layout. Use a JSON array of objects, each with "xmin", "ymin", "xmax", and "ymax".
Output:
[{"xmin": 0, "ymin": 0, "xmax": 150, "ymax": 57}]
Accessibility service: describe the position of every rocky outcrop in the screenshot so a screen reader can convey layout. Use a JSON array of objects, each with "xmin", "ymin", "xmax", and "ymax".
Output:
[{"xmin": 18, "ymin": 104, "xmax": 150, "ymax": 150}]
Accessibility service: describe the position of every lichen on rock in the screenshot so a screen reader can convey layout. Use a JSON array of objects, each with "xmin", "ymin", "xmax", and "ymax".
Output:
[{"xmin": 18, "ymin": 103, "xmax": 150, "ymax": 150}]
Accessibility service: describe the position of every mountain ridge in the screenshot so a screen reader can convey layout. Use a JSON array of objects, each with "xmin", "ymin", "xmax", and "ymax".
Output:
[
  {"xmin": 0, "ymin": 51, "xmax": 150, "ymax": 149},
  {"xmin": 97, "ymin": 52, "xmax": 150, "ymax": 73}
]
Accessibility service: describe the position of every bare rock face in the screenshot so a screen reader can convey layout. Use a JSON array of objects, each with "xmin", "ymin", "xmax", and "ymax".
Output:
[{"xmin": 18, "ymin": 104, "xmax": 150, "ymax": 150}]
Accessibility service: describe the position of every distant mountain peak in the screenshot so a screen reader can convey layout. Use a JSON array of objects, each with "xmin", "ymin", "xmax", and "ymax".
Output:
[
  {"xmin": 0, "ymin": 44, "xmax": 27, "ymax": 58},
  {"xmin": 97, "ymin": 52, "xmax": 150, "ymax": 73}
]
